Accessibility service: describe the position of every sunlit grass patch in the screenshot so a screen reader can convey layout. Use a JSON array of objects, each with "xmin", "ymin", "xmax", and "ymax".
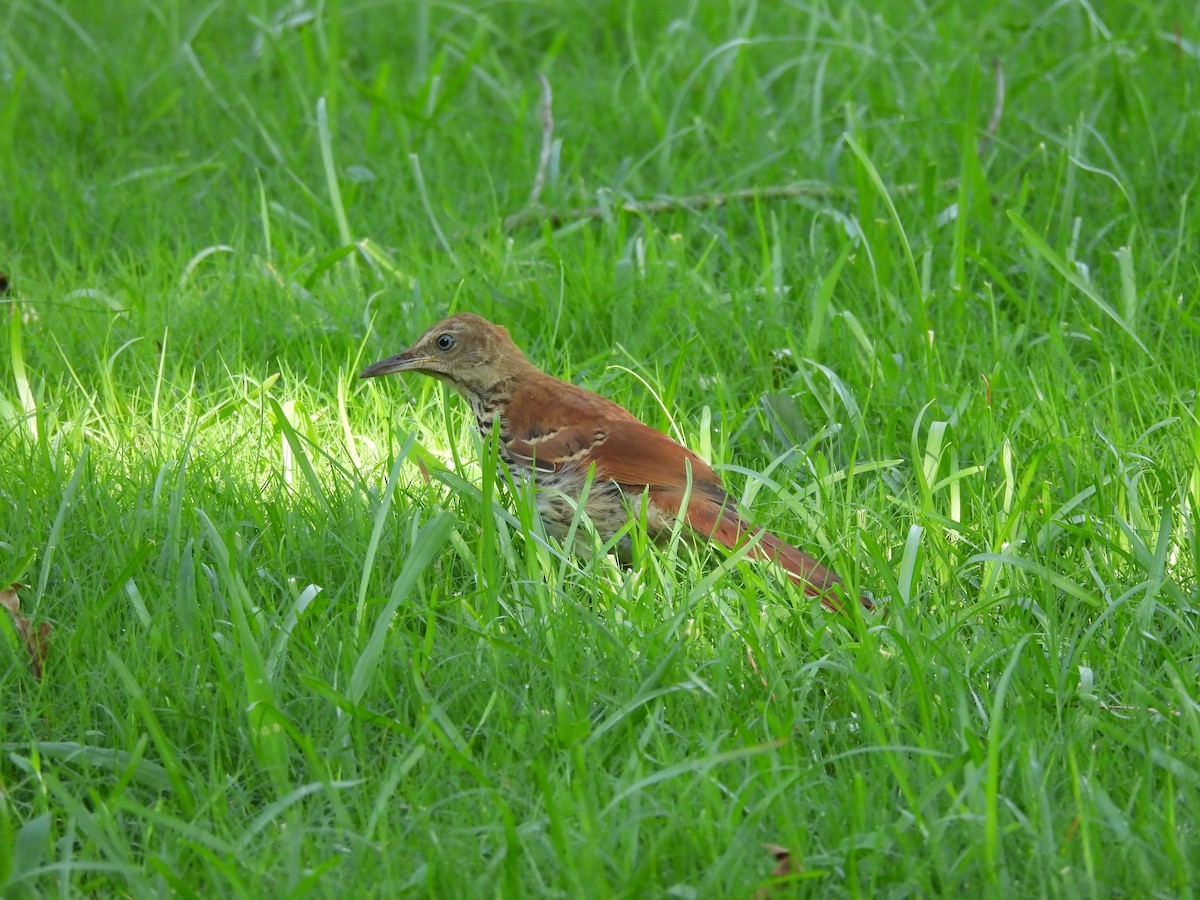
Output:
[{"xmin": 2, "ymin": 0, "xmax": 1199, "ymax": 895}]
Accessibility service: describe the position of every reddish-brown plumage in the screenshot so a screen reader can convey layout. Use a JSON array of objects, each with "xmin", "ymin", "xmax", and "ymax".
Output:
[{"xmin": 360, "ymin": 313, "xmax": 870, "ymax": 613}]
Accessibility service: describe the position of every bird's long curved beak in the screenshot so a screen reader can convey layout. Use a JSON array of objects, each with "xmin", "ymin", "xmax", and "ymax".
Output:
[{"xmin": 359, "ymin": 352, "xmax": 425, "ymax": 378}]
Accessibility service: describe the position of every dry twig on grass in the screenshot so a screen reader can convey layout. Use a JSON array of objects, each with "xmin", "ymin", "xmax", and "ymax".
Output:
[
  {"xmin": 502, "ymin": 60, "xmax": 1004, "ymax": 232},
  {"xmin": 978, "ymin": 58, "xmax": 1006, "ymax": 158},
  {"xmin": 527, "ymin": 74, "xmax": 555, "ymax": 209}
]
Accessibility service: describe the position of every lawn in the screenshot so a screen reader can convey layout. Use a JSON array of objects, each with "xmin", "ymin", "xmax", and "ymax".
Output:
[{"xmin": 2, "ymin": 0, "xmax": 1199, "ymax": 895}]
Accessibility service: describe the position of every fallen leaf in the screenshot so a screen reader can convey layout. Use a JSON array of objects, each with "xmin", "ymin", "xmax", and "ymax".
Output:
[
  {"xmin": 764, "ymin": 843, "xmax": 793, "ymax": 878},
  {"xmin": 1, "ymin": 583, "xmax": 51, "ymax": 679},
  {"xmin": 1063, "ymin": 814, "xmax": 1080, "ymax": 844},
  {"xmin": 753, "ymin": 843, "xmax": 797, "ymax": 899}
]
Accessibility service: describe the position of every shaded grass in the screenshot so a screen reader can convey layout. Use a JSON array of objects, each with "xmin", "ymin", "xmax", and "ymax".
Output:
[{"xmin": 3, "ymin": 0, "xmax": 1200, "ymax": 895}]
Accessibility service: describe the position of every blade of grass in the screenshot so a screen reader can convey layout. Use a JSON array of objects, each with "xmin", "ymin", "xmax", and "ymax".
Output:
[
  {"xmin": 316, "ymin": 96, "xmax": 356, "ymax": 278},
  {"xmin": 355, "ymin": 431, "xmax": 417, "ymax": 631},
  {"xmin": 348, "ymin": 510, "xmax": 455, "ymax": 706},
  {"xmin": 1008, "ymin": 210, "xmax": 1149, "ymax": 354},
  {"xmin": 198, "ymin": 510, "xmax": 292, "ymax": 793},
  {"xmin": 36, "ymin": 448, "xmax": 87, "ymax": 603},
  {"xmin": 107, "ymin": 654, "xmax": 197, "ymax": 815},
  {"xmin": 10, "ymin": 303, "xmax": 37, "ymax": 440}
]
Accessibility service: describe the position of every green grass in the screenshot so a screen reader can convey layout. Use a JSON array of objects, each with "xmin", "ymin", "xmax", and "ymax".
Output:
[{"xmin": 2, "ymin": 0, "xmax": 1199, "ymax": 895}]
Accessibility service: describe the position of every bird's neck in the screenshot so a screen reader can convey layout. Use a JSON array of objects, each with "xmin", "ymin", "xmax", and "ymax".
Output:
[
  {"xmin": 463, "ymin": 380, "xmax": 513, "ymax": 439},
  {"xmin": 448, "ymin": 364, "xmax": 537, "ymax": 440}
]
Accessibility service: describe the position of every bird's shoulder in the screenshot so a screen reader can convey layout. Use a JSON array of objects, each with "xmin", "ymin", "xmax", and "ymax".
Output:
[
  {"xmin": 506, "ymin": 371, "xmax": 639, "ymax": 427},
  {"xmin": 503, "ymin": 372, "xmax": 726, "ymax": 497}
]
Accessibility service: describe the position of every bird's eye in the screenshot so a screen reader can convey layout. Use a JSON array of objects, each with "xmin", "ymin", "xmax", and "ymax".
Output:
[{"xmin": 436, "ymin": 333, "xmax": 455, "ymax": 351}]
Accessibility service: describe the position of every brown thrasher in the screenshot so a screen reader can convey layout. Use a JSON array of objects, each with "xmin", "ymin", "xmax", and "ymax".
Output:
[{"xmin": 360, "ymin": 313, "xmax": 870, "ymax": 612}]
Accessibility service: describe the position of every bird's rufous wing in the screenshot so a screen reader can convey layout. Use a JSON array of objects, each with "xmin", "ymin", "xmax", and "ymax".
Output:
[{"xmin": 504, "ymin": 380, "xmax": 725, "ymax": 492}]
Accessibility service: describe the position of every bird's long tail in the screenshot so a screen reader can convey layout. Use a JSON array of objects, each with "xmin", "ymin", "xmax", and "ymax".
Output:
[
  {"xmin": 680, "ymin": 494, "xmax": 872, "ymax": 613},
  {"xmin": 754, "ymin": 528, "xmax": 873, "ymax": 612}
]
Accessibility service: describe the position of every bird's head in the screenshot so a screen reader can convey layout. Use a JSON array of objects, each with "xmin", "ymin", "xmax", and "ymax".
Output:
[{"xmin": 359, "ymin": 312, "xmax": 533, "ymax": 397}]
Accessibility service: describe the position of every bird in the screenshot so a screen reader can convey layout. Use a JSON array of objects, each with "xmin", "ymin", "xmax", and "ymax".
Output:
[{"xmin": 360, "ymin": 313, "xmax": 870, "ymax": 613}]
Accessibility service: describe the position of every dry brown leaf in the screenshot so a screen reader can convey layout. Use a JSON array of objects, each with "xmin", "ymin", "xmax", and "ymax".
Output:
[
  {"xmin": 1, "ymin": 583, "xmax": 51, "ymax": 679},
  {"xmin": 1063, "ymin": 815, "xmax": 1080, "ymax": 844},
  {"xmin": 415, "ymin": 455, "xmax": 432, "ymax": 486},
  {"xmin": 753, "ymin": 843, "xmax": 797, "ymax": 899}
]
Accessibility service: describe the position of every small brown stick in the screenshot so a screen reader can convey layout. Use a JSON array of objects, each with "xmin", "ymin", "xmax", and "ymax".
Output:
[
  {"xmin": 503, "ymin": 178, "xmax": 952, "ymax": 231},
  {"xmin": 1100, "ymin": 703, "xmax": 1181, "ymax": 718},
  {"xmin": 510, "ymin": 182, "xmax": 822, "ymax": 231},
  {"xmin": 502, "ymin": 57, "xmax": 994, "ymax": 233},
  {"xmin": 746, "ymin": 643, "xmax": 767, "ymax": 688},
  {"xmin": 527, "ymin": 74, "xmax": 555, "ymax": 209},
  {"xmin": 977, "ymin": 57, "xmax": 1005, "ymax": 158}
]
